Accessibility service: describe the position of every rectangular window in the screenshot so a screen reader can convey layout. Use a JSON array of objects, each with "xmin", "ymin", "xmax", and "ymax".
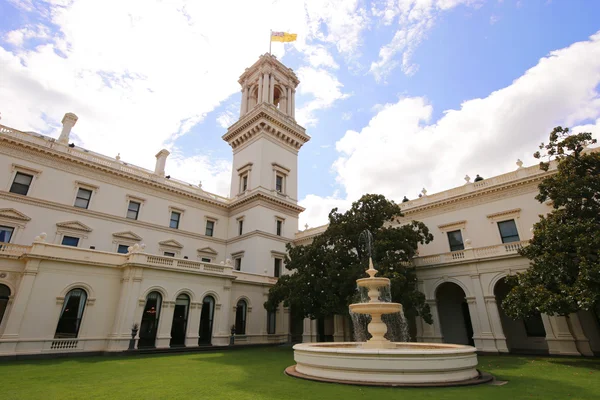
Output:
[
  {"xmin": 498, "ymin": 220, "xmax": 520, "ymax": 243},
  {"xmin": 205, "ymin": 220, "xmax": 215, "ymax": 237},
  {"xmin": 447, "ymin": 230, "xmax": 464, "ymax": 252},
  {"xmin": 267, "ymin": 310, "xmax": 276, "ymax": 334},
  {"xmin": 276, "ymin": 220, "xmax": 283, "ymax": 236},
  {"xmin": 117, "ymin": 244, "xmax": 130, "ymax": 254},
  {"xmin": 170, "ymin": 211, "xmax": 181, "ymax": 229},
  {"xmin": 234, "ymin": 258, "xmax": 241, "ymax": 271},
  {"xmin": 61, "ymin": 236, "xmax": 80, "ymax": 247},
  {"xmin": 242, "ymin": 174, "xmax": 248, "ymax": 192},
  {"xmin": 200, "ymin": 257, "xmax": 211, "ymax": 263},
  {"xmin": 127, "ymin": 201, "xmax": 140, "ymax": 220},
  {"xmin": 275, "ymin": 175, "xmax": 283, "ymax": 193},
  {"xmin": 10, "ymin": 172, "xmax": 33, "ymax": 196},
  {"xmin": 74, "ymin": 188, "xmax": 92, "ymax": 209},
  {"xmin": 238, "ymin": 220, "xmax": 244, "ymax": 235},
  {"xmin": 164, "ymin": 251, "xmax": 175, "ymax": 257},
  {"xmin": 0, "ymin": 225, "xmax": 15, "ymax": 243},
  {"xmin": 274, "ymin": 258, "xmax": 282, "ymax": 278}
]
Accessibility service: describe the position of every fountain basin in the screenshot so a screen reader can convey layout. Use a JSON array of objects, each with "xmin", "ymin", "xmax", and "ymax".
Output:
[
  {"xmin": 289, "ymin": 342, "xmax": 485, "ymax": 386},
  {"xmin": 349, "ymin": 302, "xmax": 402, "ymax": 315},
  {"xmin": 356, "ymin": 276, "xmax": 390, "ymax": 288}
]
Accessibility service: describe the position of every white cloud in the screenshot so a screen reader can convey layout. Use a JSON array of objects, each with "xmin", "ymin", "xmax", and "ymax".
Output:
[
  {"xmin": 370, "ymin": 0, "xmax": 482, "ymax": 80},
  {"xmin": 0, "ymin": 0, "xmax": 363, "ymax": 195},
  {"xmin": 490, "ymin": 14, "xmax": 500, "ymax": 25},
  {"xmin": 303, "ymin": 31, "xmax": 600, "ymax": 227},
  {"xmin": 295, "ymin": 67, "xmax": 351, "ymax": 126},
  {"xmin": 299, "ymin": 194, "xmax": 351, "ymax": 229}
]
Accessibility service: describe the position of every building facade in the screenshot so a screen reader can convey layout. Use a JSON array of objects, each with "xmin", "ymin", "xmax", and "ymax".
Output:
[
  {"xmin": 0, "ymin": 54, "xmax": 308, "ymax": 355},
  {"xmin": 0, "ymin": 54, "xmax": 598, "ymax": 357}
]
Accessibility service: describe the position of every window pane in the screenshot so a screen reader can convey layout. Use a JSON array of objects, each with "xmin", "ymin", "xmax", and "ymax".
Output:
[
  {"xmin": 77, "ymin": 188, "xmax": 92, "ymax": 200},
  {"xmin": 61, "ymin": 236, "xmax": 80, "ymax": 247},
  {"xmin": 164, "ymin": 252, "xmax": 175, "ymax": 257},
  {"xmin": 234, "ymin": 258, "xmax": 241, "ymax": 271},
  {"xmin": 127, "ymin": 201, "xmax": 140, "ymax": 220},
  {"xmin": 274, "ymin": 258, "xmax": 281, "ymax": 277},
  {"xmin": 201, "ymin": 257, "xmax": 211, "ymax": 263},
  {"xmin": 276, "ymin": 175, "xmax": 283, "ymax": 192},
  {"xmin": 117, "ymin": 244, "xmax": 129, "ymax": 254},
  {"xmin": 0, "ymin": 284, "xmax": 11, "ymax": 327},
  {"xmin": 498, "ymin": 220, "xmax": 520, "ymax": 243},
  {"xmin": 0, "ymin": 226, "xmax": 15, "ymax": 243},
  {"xmin": 268, "ymin": 311, "xmax": 276, "ymax": 334},
  {"xmin": 276, "ymin": 220, "xmax": 282, "ymax": 236},
  {"xmin": 447, "ymin": 230, "xmax": 464, "ymax": 251},
  {"xmin": 238, "ymin": 220, "xmax": 243, "ymax": 235},
  {"xmin": 10, "ymin": 173, "xmax": 33, "ymax": 195},
  {"xmin": 55, "ymin": 289, "xmax": 87, "ymax": 338},
  {"xmin": 170, "ymin": 212, "xmax": 180, "ymax": 229},
  {"xmin": 205, "ymin": 221, "xmax": 214, "ymax": 236}
]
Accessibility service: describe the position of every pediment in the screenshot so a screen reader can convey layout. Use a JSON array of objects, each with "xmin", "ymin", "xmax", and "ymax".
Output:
[
  {"xmin": 158, "ymin": 239, "xmax": 183, "ymax": 249},
  {"xmin": 112, "ymin": 231, "xmax": 142, "ymax": 241},
  {"xmin": 197, "ymin": 246, "xmax": 218, "ymax": 255},
  {"xmin": 56, "ymin": 220, "xmax": 93, "ymax": 232},
  {"xmin": 0, "ymin": 208, "xmax": 31, "ymax": 222}
]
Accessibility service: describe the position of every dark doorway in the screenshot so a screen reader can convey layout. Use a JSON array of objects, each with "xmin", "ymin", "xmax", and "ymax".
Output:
[
  {"xmin": 235, "ymin": 300, "xmax": 247, "ymax": 335},
  {"xmin": 290, "ymin": 309, "xmax": 304, "ymax": 343},
  {"xmin": 436, "ymin": 282, "xmax": 474, "ymax": 346},
  {"xmin": 199, "ymin": 295, "xmax": 215, "ymax": 345},
  {"xmin": 170, "ymin": 294, "xmax": 190, "ymax": 347},
  {"xmin": 317, "ymin": 317, "xmax": 334, "ymax": 342},
  {"xmin": 138, "ymin": 291, "xmax": 162, "ymax": 348}
]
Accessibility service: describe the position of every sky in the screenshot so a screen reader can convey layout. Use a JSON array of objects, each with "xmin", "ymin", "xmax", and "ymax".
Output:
[{"xmin": 1, "ymin": 0, "xmax": 600, "ymax": 230}]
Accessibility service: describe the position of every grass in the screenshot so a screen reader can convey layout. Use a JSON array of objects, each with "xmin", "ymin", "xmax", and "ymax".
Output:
[{"xmin": 0, "ymin": 347, "xmax": 599, "ymax": 400}]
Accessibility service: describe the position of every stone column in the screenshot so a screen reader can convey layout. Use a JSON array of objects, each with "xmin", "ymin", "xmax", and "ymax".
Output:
[
  {"xmin": 465, "ymin": 296, "xmax": 485, "ymax": 350},
  {"xmin": 185, "ymin": 301, "xmax": 202, "ymax": 347},
  {"xmin": 470, "ymin": 275, "xmax": 500, "ymax": 353},
  {"xmin": 108, "ymin": 267, "xmax": 143, "ymax": 351},
  {"xmin": 542, "ymin": 314, "xmax": 581, "ymax": 355},
  {"xmin": 213, "ymin": 281, "xmax": 233, "ymax": 346},
  {"xmin": 240, "ymin": 86, "xmax": 249, "ymax": 116},
  {"xmin": 291, "ymin": 89, "xmax": 296, "ymax": 118},
  {"xmin": 567, "ymin": 313, "xmax": 593, "ymax": 356},
  {"xmin": 155, "ymin": 300, "xmax": 174, "ymax": 349},
  {"xmin": 421, "ymin": 299, "xmax": 443, "ymax": 342},
  {"xmin": 302, "ymin": 318, "xmax": 317, "ymax": 343},
  {"xmin": 257, "ymin": 74, "xmax": 263, "ymax": 103},
  {"xmin": 333, "ymin": 315, "xmax": 346, "ymax": 342},
  {"xmin": 0, "ymin": 259, "xmax": 40, "ymax": 354},
  {"xmin": 286, "ymin": 87, "xmax": 291, "ymax": 115},
  {"xmin": 484, "ymin": 296, "xmax": 509, "ymax": 353},
  {"xmin": 262, "ymin": 72, "xmax": 270, "ymax": 104},
  {"xmin": 269, "ymin": 75, "xmax": 275, "ymax": 104},
  {"xmin": 282, "ymin": 307, "xmax": 291, "ymax": 342}
]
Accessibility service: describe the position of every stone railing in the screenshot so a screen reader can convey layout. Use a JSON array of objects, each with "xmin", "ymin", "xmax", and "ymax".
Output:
[
  {"xmin": 0, "ymin": 242, "xmax": 32, "ymax": 257},
  {"xmin": 130, "ymin": 253, "xmax": 233, "ymax": 275},
  {"xmin": 0, "ymin": 124, "xmax": 230, "ymax": 204},
  {"xmin": 414, "ymin": 240, "xmax": 529, "ymax": 267}
]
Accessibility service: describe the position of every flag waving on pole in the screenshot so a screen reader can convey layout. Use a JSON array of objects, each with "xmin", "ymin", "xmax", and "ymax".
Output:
[{"xmin": 271, "ymin": 31, "xmax": 297, "ymax": 42}]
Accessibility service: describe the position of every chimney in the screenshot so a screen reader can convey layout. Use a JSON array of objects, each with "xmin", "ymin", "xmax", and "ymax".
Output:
[
  {"xmin": 154, "ymin": 149, "xmax": 170, "ymax": 176},
  {"xmin": 58, "ymin": 113, "xmax": 78, "ymax": 144}
]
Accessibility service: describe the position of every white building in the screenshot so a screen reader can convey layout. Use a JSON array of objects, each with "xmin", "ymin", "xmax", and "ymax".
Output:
[{"xmin": 0, "ymin": 54, "xmax": 598, "ymax": 357}]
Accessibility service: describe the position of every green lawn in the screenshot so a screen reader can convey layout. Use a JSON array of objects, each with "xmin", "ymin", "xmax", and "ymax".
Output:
[{"xmin": 0, "ymin": 347, "xmax": 598, "ymax": 400}]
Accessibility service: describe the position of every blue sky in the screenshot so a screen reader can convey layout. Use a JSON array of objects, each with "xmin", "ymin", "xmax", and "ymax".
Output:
[{"xmin": 1, "ymin": 0, "xmax": 600, "ymax": 227}]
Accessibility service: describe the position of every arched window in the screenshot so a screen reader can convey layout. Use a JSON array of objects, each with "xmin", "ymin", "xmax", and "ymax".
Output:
[
  {"xmin": 55, "ymin": 288, "xmax": 87, "ymax": 338},
  {"xmin": 138, "ymin": 291, "xmax": 162, "ymax": 348},
  {"xmin": 170, "ymin": 294, "xmax": 190, "ymax": 347},
  {"xmin": 235, "ymin": 299, "xmax": 247, "ymax": 335},
  {"xmin": 0, "ymin": 284, "xmax": 10, "ymax": 326},
  {"xmin": 199, "ymin": 295, "xmax": 215, "ymax": 345}
]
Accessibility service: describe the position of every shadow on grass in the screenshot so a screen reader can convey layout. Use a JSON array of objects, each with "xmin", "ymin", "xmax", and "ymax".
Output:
[{"xmin": 547, "ymin": 358, "xmax": 600, "ymax": 371}]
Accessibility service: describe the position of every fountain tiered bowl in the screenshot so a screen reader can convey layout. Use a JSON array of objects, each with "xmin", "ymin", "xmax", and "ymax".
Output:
[{"xmin": 286, "ymin": 259, "xmax": 491, "ymax": 387}]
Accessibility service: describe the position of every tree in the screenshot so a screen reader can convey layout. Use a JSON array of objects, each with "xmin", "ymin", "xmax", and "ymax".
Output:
[
  {"xmin": 264, "ymin": 194, "xmax": 434, "ymax": 324},
  {"xmin": 503, "ymin": 127, "xmax": 599, "ymax": 319}
]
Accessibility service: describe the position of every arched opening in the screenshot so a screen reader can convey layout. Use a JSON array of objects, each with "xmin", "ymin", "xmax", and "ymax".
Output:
[
  {"xmin": 273, "ymin": 86, "xmax": 283, "ymax": 109},
  {"xmin": 235, "ymin": 299, "xmax": 247, "ymax": 335},
  {"xmin": 436, "ymin": 282, "xmax": 474, "ymax": 346},
  {"xmin": 138, "ymin": 291, "xmax": 162, "ymax": 348},
  {"xmin": 198, "ymin": 295, "xmax": 215, "ymax": 345},
  {"xmin": 494, "ymin": 278, "xmax": 548, "ymax": 353},
  {"xmin": 55, "ymin": 288, "xmax": 87, "ymax": 338},
  {"xmin": 248, "ymin": 86, "xmax": 258, "ymax": 109},
  {"xmin": 0, "ymin": 284, "xmax": 11, "ymax": 327},
  {"xmin": 170, "ymin": 294, "xmax": 190, "ymax": 347}
]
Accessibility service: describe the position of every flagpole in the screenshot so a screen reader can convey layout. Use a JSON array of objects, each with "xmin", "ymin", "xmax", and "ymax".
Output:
[{"xmin": 269, "ymin": 29, "xmax": 272, "ymax": 54}]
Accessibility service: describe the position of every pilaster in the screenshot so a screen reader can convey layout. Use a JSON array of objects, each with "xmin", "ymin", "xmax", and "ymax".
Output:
[
  {"xmin": 483, "ymin": 296, "xmax": 509, "ymax": 353},
  {"xmin": 185, "ymin": 301, "xmax": 202, "ymax": 347},
  {"xmin": 155, "ymin": 301, "xmax": 175, "ymax": 349},
  {"xmin": 470, "ymin": 275, "xmax": 501, "ymax": 353},
  {"xmin": 421, "ymin": 299, "xmax": 443, "ymax": 342},
  {"xmin": 542, "ymin": 314, "xmax": 581, "ymax": 356}
]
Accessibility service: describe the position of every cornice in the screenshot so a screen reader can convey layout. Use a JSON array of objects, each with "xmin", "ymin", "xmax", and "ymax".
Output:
[
  {"xmin": 228, "ymin": 190, "xmax": 305, "ymax": 214},
  {"xmin": 226, "ymin": 230, "xmax": 292, "ymax": 245}
]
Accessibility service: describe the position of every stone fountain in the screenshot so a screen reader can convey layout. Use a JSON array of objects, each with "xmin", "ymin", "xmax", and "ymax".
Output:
[{"xmin": 285, "ymin": 231, "xmax": 491, "ymax": 387}]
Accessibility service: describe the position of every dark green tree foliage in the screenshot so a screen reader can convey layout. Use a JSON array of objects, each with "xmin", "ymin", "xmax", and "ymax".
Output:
[
  {"xmin": 265, "ymin": 194, "xmax": 434, "ymax": 323},
  {"xmin": 503, "ymin": 127, "xmax": 599, "ymax": 318}
]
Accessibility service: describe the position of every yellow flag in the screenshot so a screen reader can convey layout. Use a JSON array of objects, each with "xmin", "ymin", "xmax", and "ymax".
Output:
[{"xmin": 271, "ymin": 31, "xmax": 297, "ymax": 43}]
